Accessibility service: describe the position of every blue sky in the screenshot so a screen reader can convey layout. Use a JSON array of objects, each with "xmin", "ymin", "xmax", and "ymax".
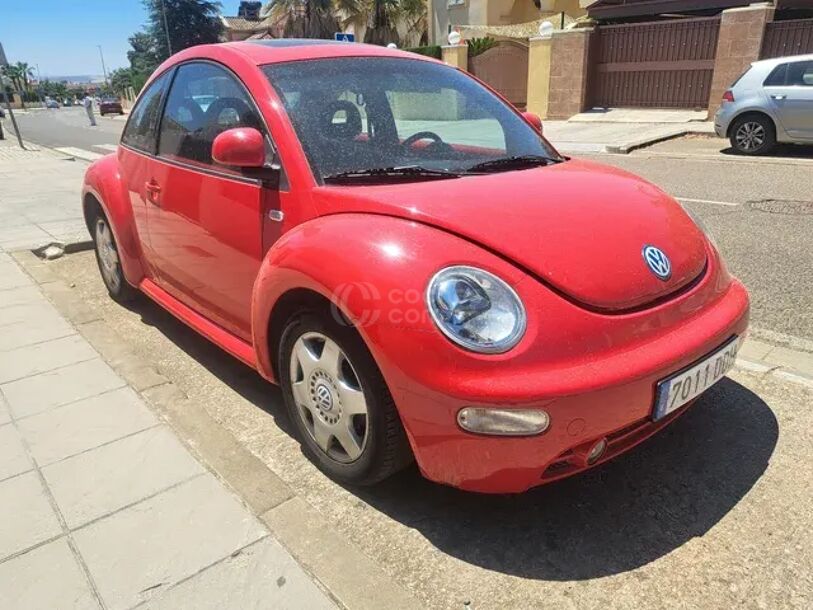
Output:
[{"xmin": 0, "ymin": 0, "xmax": 244, "ymax": 78}]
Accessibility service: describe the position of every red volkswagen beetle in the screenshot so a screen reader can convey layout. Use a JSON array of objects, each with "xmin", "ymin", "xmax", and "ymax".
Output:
[{"xmin": 82, "ymin": 40, "xmax": 749, "ymax": 493}]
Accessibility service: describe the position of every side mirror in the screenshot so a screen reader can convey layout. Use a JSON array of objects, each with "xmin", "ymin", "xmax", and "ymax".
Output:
[
  {"xmin": 212, "ymin": 127, "xmax": 266, "ymax": 168},
  {"xmin": 522, "ymin": 111, "xmax": 543, "ymax": 134}
]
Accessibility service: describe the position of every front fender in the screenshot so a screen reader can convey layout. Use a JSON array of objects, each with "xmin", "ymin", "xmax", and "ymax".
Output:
[
  {"xmin": 83, "ymin": 154, "xmax": 145, "ymax": 286},
  {"xmin": 250, "ymin": 213, "xmax": 526, "ymax": 384}
]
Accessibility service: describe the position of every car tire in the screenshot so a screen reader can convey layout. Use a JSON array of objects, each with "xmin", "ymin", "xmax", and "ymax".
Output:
[
  {"xmin": 730, "ymin": 114, "xmax": 776, "ymax": 155},
  {"xmin": 278, "ymin": 312, "xmax": 413, "ymax": 486},
  {"xmin": 91, "ymin": 211, "xmax": 138, "ymax": 303}
]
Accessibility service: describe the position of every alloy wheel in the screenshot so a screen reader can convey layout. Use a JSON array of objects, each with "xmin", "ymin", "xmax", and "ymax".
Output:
[
  {"xmin": 95, "ymin": 218, "xmax": 121, "ymax": 292},
  {"xmin": 289, "ymin": 332, "xmax": 369, "ymax": 463},
  {"xmin": 735, "ymin": 121, "xmax": 765, "ymax": 152}
]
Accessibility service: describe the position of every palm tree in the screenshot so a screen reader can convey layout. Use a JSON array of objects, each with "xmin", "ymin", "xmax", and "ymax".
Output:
[
  {"xmin": 1, "ymin": 62, "xmax": 34, "ymax": 109},
  {"xmin": 261, "ymin": 0, "xmax": 338, "ymax": 40},
  {"xmin": 262, "ymin": 0, "xmax": 425, "ymax": 47}
]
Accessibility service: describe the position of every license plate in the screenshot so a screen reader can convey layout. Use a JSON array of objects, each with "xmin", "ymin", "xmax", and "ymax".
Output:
[{"xmin": 653, "ymin": 337, "xmax": 740, "ymax": 421}]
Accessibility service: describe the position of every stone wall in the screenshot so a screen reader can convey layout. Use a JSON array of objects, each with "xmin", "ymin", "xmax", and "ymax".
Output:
[
  {"xmin": 708, "ymin": 3, "xmax": 775, "ymax": 116},
  {"xmin": 547, "ymin": 29, "xmax": 592, "ymax": 119}
]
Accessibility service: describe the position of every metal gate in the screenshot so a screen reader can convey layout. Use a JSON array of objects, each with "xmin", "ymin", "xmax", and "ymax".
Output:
[
  {"xmin": 588, "ymin": 17, "xmax": 720, "ymax": 109},
  {"xmin": 761, "ymin": 18, "xmax": 813, "ymax": 59},
  {"xmin": 469, "ymin": 41, "xmax": 529, "ymax": 108}
]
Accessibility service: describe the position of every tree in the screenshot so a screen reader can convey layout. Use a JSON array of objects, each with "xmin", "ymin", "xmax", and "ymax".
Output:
[
  {"xmin": 261, "ymin": 0, "xmax": 337, "ymax": 40},
  {"xmin": 264, "ymin": 0, "xmax": 426, "ymax": 47},
  {"xmin": 109, "ymin": 68, "xmax": 134, "ymax": 96},
  {"xmin": 0, "ymin": 62, "xmax": 34, "ymax": 108},
  {"xmin": 144, "ymin": 0, "xmax": 224, "ymax": 60},
  {"xmin": 127, "ymin": 30, "xmax": 160, "ymax": 92}
]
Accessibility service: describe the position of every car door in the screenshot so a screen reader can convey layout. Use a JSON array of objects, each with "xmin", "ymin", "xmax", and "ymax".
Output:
[
  {"xmin": 764, "ymin": 59, "xmax": 813, "ymax": 141},
  {"xmin": 118, "ymin": 69, "xmax": 173, "ymax": 271},
  {"xmin": 146, "ymin": 61, "xmax": 280, "ymax": 341}
]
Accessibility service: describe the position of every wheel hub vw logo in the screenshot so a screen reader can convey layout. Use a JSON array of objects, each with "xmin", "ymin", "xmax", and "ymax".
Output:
[
  {"xmin": 314, "ymin": 383, "xmax": 334, "ymax": 411},
  {"xmin": 642, "ymin": 245, "xmax": 672, "ymax": 281}
]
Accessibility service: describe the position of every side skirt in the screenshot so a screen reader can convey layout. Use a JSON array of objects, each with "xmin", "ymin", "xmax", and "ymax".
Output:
[{"xmin": 139, "ymin": 278, "xmax": 257, "ymax": 369}]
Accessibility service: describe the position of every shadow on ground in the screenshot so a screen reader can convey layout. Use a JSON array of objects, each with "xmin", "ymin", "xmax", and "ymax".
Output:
[
  {"xmin": 721, "ymin": 143, "xmax": 813, "ymax": 160},
  {"xmin": 126, "ymin": 293, "xmax": 777, "ymax": 581}
]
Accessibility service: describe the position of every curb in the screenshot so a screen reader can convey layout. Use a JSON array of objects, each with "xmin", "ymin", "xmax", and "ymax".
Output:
[{"xmin": 9, "ymin": 249, "xmax": 424, "ymax": 610}]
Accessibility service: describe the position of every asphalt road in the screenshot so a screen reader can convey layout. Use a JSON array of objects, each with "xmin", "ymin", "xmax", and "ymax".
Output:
[{"xmin": 9, "ymin": 106, "xmax": 123, "ymax": 152}]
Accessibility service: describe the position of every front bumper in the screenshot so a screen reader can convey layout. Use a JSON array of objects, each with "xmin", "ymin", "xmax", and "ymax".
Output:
[{"xmin": 382, "ymin": 273, "xmax": 749, "ymax": 494}]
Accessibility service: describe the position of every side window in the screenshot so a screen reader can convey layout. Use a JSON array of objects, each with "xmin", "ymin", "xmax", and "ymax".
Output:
[
  {"xmin": 121, "ymin": 71, "xmax": 171, "ymax": 152},
  {"xmin": 764, "ymin": 64, "xmax": 788, "ymax": 87},
  {"xmin": 158, "ymin": 62, "xmax": 263, "ymax": 167},
  {"xmin": 787, "ymin": 61, "xmax": 813, "ymax": 87}
]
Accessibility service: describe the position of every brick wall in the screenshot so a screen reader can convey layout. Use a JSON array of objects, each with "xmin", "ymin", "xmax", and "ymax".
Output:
[
  {"xmin": 547, "ymin": 29, "xmax": 593, "ymax": 119},
  {"xmin": 708, "ymin": 4, "xmax": 775, "ymax": 116}
]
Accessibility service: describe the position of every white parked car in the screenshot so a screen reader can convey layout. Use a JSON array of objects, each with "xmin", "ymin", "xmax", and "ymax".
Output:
[{"xmin": 714, "ymin": 53, "xmax": 813, "ymax": 154}]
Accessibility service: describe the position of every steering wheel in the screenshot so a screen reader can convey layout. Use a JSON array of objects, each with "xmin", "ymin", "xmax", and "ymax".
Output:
[{"xmin": 402, "ymin": 131, "xmax": 447, "ymax": 149}]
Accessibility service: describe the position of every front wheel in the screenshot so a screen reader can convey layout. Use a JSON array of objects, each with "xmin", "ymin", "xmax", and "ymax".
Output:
[
  {"xmin": 92, "ymin": 213, "xmax": 137, "ymax": 303},
  {"xmin": 730, "ymin": 115, "xmax": 776, "ymax": 155},
  {"xmin": 278, "ymin": 313, "xmax": 412, "ymax": 486}
]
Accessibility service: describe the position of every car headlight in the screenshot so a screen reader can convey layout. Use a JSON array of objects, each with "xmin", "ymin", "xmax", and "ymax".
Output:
[{"xmin": 426, "ymin": 266, "xmax": 526, "ymax": 353}]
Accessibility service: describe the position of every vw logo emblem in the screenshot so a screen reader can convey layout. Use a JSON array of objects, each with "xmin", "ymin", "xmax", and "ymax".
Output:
[
  {"xmin": 642, "ymin": 245, "xmax": 672, "ymax": 281},
  {"xmin": 314, "ymin": 383, "xmax": 334, "ymax": 411}
]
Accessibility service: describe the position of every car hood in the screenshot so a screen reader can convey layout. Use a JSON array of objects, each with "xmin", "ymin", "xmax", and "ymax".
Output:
[{"xmin": 313, "ymin": 159, "xmax": 707, "ymax": 312}]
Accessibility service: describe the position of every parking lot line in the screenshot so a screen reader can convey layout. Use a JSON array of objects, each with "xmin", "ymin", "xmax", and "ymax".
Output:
[{"xmin": 677, "ymin": 197, "xmax": 740, "ymax": 207}]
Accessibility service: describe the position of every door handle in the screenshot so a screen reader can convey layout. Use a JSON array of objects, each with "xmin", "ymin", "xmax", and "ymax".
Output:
[
  {"xmin": 145, "ymin": 180, "xmax": 161, "ymax": 206},
  {"xmin": 771, "ymin": 94, "xmax": 786, "ymax": 100}
]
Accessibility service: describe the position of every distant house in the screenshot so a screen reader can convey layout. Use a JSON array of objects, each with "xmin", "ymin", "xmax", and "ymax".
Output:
[
  {"xmin": 220, "ymin": 1, "xmax": 284, "ymax": 41},
  {"xmin": 428, "ymin": 0, "xmax": 595, "ymax": 45}
]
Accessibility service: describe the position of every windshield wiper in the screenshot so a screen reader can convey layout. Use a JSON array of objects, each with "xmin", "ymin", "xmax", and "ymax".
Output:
[
  {"xmin": 465, "ymin": 155, "xmax": 557, "ymax": 173},
  {"xmin": 323, "ymin": 165, "xmax": 462, "ymax": 183}
]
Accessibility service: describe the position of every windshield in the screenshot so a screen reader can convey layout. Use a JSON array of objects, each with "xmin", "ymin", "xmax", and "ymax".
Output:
[{"xmin": 262, "ymin": 57, "xmax": 561, "ymax": 182}]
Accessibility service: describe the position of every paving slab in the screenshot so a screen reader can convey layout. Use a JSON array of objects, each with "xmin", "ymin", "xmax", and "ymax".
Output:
[
  {"xmin": 0, "ymin": 259, "xmax": 31, "ymax": 291},
  {"xmin": 17, "ymin": 386, "xmax": 158, "ymax": 467},
  {"xmin": 0, "ymin": 423, "xmax": 33, "ymax": 481},
  {"xmin": 0, "ymin": 317, "xmax": 75, "ymax": 352},
  {"xmin": 73, "ymin": 474, "xmax": 267, "ymax": 609},
  {"xmin": 0, "ymin": 471, "xmax": 61, "ymax": 560},
  {"xmin": 0, "ymin": 538, "xmax": 99, "ymax": 610},
  {"xmin": 143, "ymin": 537, "xmax": 335, "ymax": 610},
  {"xmin": 43, "ymin": 426, "xmax": 204, "ymax": 529},
  {"xmin": 0, "ymin": 334, "xmax": 97, "ymax": 385},
  {"xmin": 764, "ymin": 346, "xmax": 813, "ymax": 379},
  {"xmin": 0, "ymin": 399, "xmax": 9, "ymax": 425},
  {"xmin": 2, "ymin": 358, "xmax": 125, "ymax": 419}
]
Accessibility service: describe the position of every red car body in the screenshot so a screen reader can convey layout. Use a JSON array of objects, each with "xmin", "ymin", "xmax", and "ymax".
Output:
[{"xmin": 82, "ymin": 41, "xmax": 749, "ymax": 493}]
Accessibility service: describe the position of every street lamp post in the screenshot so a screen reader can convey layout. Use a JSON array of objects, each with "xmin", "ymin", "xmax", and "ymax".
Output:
[
  {"xmin": 0, "ymin": 41, "xmax": 25, "ymax": 148},
  {"xmin": 97, "ymin": 45, "xmax": 109, "ymax": 87}
]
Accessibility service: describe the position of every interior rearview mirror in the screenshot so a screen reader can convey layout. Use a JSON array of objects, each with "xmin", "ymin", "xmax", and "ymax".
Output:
[{"xmin": 212, "ymin": 127, "xmax": 267, "ymax": 169}]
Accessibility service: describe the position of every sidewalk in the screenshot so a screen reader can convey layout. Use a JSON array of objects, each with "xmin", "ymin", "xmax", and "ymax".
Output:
[
  {"xmin": 545, "ymin": 108, "xmax": 715, "ymax": 154},
  {"xmin": 0, "ymin": 138, "xmax": 88, "ymax": 251},
  {"xmin": 0, "ymin": 253, "xmax": 335, "ymax": 609}
]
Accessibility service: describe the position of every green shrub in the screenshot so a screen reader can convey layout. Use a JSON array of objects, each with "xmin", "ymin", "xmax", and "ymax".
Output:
[
  {"xmin": 467, "ymin": 37, "xmax": 498, "ymax": 58},
  {"xmin": 405, "ymin": 45, "xmax": 442, "ymax": 59}
]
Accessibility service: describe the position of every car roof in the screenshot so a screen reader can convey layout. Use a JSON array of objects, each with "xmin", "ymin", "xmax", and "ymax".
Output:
[
  {"xmin": 752, "ymin": 52, "xmax": 813, "ymax": 69},
  {"xmin": 186, "ymin": 39, "xmax": 441, "ymax": 67}
]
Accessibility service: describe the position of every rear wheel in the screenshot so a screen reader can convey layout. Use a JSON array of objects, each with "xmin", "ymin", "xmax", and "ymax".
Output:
[
  {"xmin": 92, "ymin": 212, "xmax": 137, "ymax": 303},
  {"xmin": 278, "ymin": 312, "xmax": 412, "ymax": 486},
  {"xmin": 730, "ymin": 114, "xmax": 776, "ymax": 155}
]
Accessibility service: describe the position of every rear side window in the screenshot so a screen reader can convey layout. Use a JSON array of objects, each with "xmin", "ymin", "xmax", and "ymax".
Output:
[
  {"xmin": 787, "ymin": 60, "xmax": 813, "ymax": 87},
  {"xmin": 157, "ymin": 62, "xmax": 263, "ymax": 167},
  {"xmin": 764, "ymin": 63, "xmax": 788, "ymax": 87},
  {"xmin": 121, "ymin": 71, "xmax": 172, "ymax": 153}
]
